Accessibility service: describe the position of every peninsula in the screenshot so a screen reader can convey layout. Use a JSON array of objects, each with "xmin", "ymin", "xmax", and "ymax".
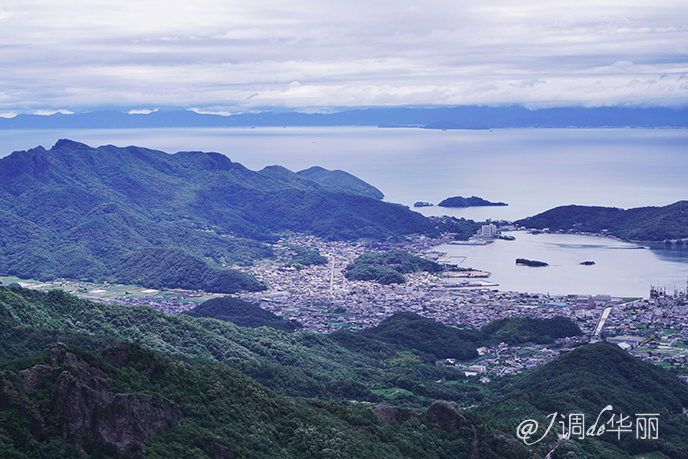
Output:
[{"xmin": 514, "ymin": 201, "xmax": 688, "ymax": 242}]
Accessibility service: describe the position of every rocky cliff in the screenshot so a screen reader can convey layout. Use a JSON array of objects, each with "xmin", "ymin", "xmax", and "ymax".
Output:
[{"xmin": 0, "ymin": 342, "xmax": 179, "ymax": 457}]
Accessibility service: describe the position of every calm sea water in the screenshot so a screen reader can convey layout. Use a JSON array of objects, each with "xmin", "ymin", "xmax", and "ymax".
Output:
[
  {"xmin": 436, "ymin": 232, "xmax": 688, "ymax": 298},
  {"xmin": 1, "ymin": 127, "xmax": 687, "ymax": 297}
]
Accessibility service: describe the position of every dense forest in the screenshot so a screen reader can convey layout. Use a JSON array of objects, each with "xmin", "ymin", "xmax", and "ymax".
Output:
[
  {"xmin": 0, "ymin": 287, "xmax": 686, "ymax": 457},
  {"xmin": 0, "ymin": 287, "xmax": 579, "ymax": 406},
  {"xmin": 282, "ymin": 245, "xmax": 329, "ymax": 269},
  {"xmin": 116, "ymin": 248, "xmax": 267, "ymax": 293},
  {"xmin": 332, "ymin": 312, "xmax": 484, "ymax": 361},
  {"xmin": 483, "ymin": 343, "xmax": 688, "ymax": 458},
  {"xmin": 0, "ymin": 341, "xmax": 526, "ymax": 459},
  {"xmin": 0, "ymin": 286, "xmax": 488, "ymax": 405},
  {"xmin": 183, "ymin": 296, "xmax": 302, "ymax": 332},
  {"xmin": 0, "ymin": 140, "xmax": 432, "ymax": 291},
  {"xmin": 331, "ymin": 313, "xmax": 583, "ymax": 362},
  {"xmin": 343, "ymin": 250, "xmax": 444, "ymax": 284},
  {"xmin": 515, "ymin": 201, "xmax": 688, "ymax": 242},
  {"xmin": 480, "ymin": 316, "xmax": 583, "ymax": 345},
  {"xmin": 438, "ymin": 195, "xmax": 508, "ymax": 208}
]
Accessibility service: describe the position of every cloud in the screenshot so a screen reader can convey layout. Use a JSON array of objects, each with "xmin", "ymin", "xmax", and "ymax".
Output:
[
  {"xmin": 128, "ymin": 108, "xmax": 159, "ymax": 114},
  {"xmin": 1, "ymin": 1, "xmax": 688, "ymax": 112},
  {"xmin": 33, "ymin": 109, "xmax": 74, "ymax": 116},
  {"xmin": 188, "ymin": 108, "xmax": 233, "ymax": 116}
]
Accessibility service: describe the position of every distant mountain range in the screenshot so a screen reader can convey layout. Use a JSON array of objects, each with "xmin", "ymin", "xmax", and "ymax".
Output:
[{"xmin": 2, "ymin": 105, "xmax": 688, "ymax": 129}]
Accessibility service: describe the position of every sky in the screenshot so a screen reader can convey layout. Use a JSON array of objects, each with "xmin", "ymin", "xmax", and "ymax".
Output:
[{"xmin": 1, "ymin": 0, "xmax": 688, "ymax": 116}]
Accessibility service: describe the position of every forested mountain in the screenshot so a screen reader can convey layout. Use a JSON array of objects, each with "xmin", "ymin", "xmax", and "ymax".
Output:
[
  {"xmin": 0, "ymin": 287, "xmax": 486, "ymax": 404},
  {"xmin": 183, "ymin": 296, "xmax": 302, "ymax": 332},
  {"xmin": 0, "ymin": 140, "xmax": 431, "ymax": 290},
  {"xmin": 332, "ymin": 312, "xmax": 484, "ymax": 361},
  {"xmin": 515, "ymin": 201, "xmax": 688, "ymax": 241},
  {"xmin": 0, "ymin": 286, "xmax": 531, "ymax": 458},
  {"xmin": 0, "ymin": 341, "xmax": 526, "ymax": 459},
  {"xmin": 480, "ymin": 316, "xmax": 583, "ymax": 345},
  {"xmin": 0, "ymin": 287, "xmax": 577, "ymax": 407},
  {"xmin": 296, "ymin": 166, "xmax": 385, "ymax": 199},
  {"xmin": 343, "ymin": 250, "xmax": 444, "ymax": 284},
  {"xmin": 485, "ymin": 343, "xmax": 688, "ymax": 458},
  {"xmin": 1, "ymin": 287, "xmax": 687, "ymax": 457}
]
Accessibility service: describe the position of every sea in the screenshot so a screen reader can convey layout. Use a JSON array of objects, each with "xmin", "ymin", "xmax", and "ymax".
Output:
[{"xmin": 1, "ymin": 126, "xmax": 687, "ymax": 298}]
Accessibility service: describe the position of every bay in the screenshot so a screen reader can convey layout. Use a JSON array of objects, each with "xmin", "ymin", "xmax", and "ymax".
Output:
[
  {"xmin": 435, "ymin": 232, "xmax": 688, "ymax": 298},
  {"xmin": 1, "ymin": 126, "xmax": 687, "ymax": 297}
]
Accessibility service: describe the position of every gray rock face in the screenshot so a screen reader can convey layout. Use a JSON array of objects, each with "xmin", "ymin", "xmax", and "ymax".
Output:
[
  {"xmin": 426, "ymin": 400, "xmax": 467, "ymax": 431},
  {"xmin": 0, "ymin": 342, "xmax": 179, "ymax": 456},
  {"xmin": 370, "ymin": 404, "xmax": 402, "ymax": 424}
]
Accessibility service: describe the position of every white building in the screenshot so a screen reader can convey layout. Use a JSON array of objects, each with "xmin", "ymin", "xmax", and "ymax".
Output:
[{"xmin": 480, "ymin": 223, "xmax": 498, "ymax": 238}]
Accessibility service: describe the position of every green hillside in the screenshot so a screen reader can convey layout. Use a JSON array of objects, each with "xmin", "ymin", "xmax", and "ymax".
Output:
[
  {"xmin": 183, "ymin": 296, "xmax": 302, "ymax": 332},
  {"xmin": 0, "ymin": 342, "xmax": 526, "ymax": 459},
  {"xmin": 296, "ymin": 166, "xmax": 385, "ymax": 199},
  {"xmin": 282, "ymin": 245, "xmax": 329, "ymax": 269},
  {"xmin": 515, "ymin": 202, "xmax": 688, "ymax": 241},
  {"xmin": 0, "ymin": 287, "xmax": 529, "ymax": 458},
  {"xmin": 344, "ymin": 250, "xmax": 443, "ymax": 284},
  {"xmin": 0, "ymin": 140, "xmax": 431, "ymax": 290},
  {"xmin": 1, "ymin": 287, "xmax": 688, "ymax": 457},
  {"xmin": 485, "ymin": 343, "xmax": 688, "ymax": 458},
  {"xmin": 116, "ymin": 248, "xmax": 267, "ymax": 293},
  {"xmin": 332, "ymin": 313, "xmax": 583, "ymax": 361},
  {"xmin": 0, "ymin": 286, "xmax": 486, "ymax": 406},
  {"xmin": 0, "ymin": 285, "xmax": 583, "ymax": 407},
  {"xmin": 333, "ymin": 312, "xmax": 484, "ymax": 361},
  {"xmin": 480, "ymin": 316, "xmax": 583, "ymax": 345}
]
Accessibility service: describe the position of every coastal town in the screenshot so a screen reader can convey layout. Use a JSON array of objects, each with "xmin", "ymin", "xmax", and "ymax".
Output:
[
  {"xmin": 4, "ymin": 231, "xmax": 688, "ymax": 381},
  {"xmin": 236, "ymin": 233, "xmax": 688, "ymax": 379}
]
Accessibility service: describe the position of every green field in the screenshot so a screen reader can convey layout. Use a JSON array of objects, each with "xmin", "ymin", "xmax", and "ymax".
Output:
[{"xmin": 0, "ymin": 276, "xmax": 222, "ymax": 307}]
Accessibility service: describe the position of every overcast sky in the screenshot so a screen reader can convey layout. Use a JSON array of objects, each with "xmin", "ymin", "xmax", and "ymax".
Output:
[{"xmin": 2, "ymin": 0, "xmax": 688, "ymax": 116}]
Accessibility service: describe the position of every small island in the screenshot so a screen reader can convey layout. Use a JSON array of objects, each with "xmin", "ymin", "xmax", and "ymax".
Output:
[
  {"xmin": 516, "ymin": 258, "xmax": 549, "ymax": 267},
  {"xmin": 414, "ymin": 201, "xmax": 434, "ymax": 207},
  {"xmin": 438, "ymin": 195, "xmax": 508, "ymax": 208}
]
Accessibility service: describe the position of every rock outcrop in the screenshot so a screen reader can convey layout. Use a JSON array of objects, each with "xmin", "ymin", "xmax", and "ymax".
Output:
[
  {"xmin": 425, "ymin": 401, "xmax": 479, "ymax": 458},
  {"xmin": 425, "ymin": 400, "xmax": 468, "ymax": 431},
  {"xmin": 0, "ymin": 342, "xmax": 179, "ymax": 457},
  {"xmin": 370, "ymin": 404, "xmax": 402, "ymax": 424}
]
